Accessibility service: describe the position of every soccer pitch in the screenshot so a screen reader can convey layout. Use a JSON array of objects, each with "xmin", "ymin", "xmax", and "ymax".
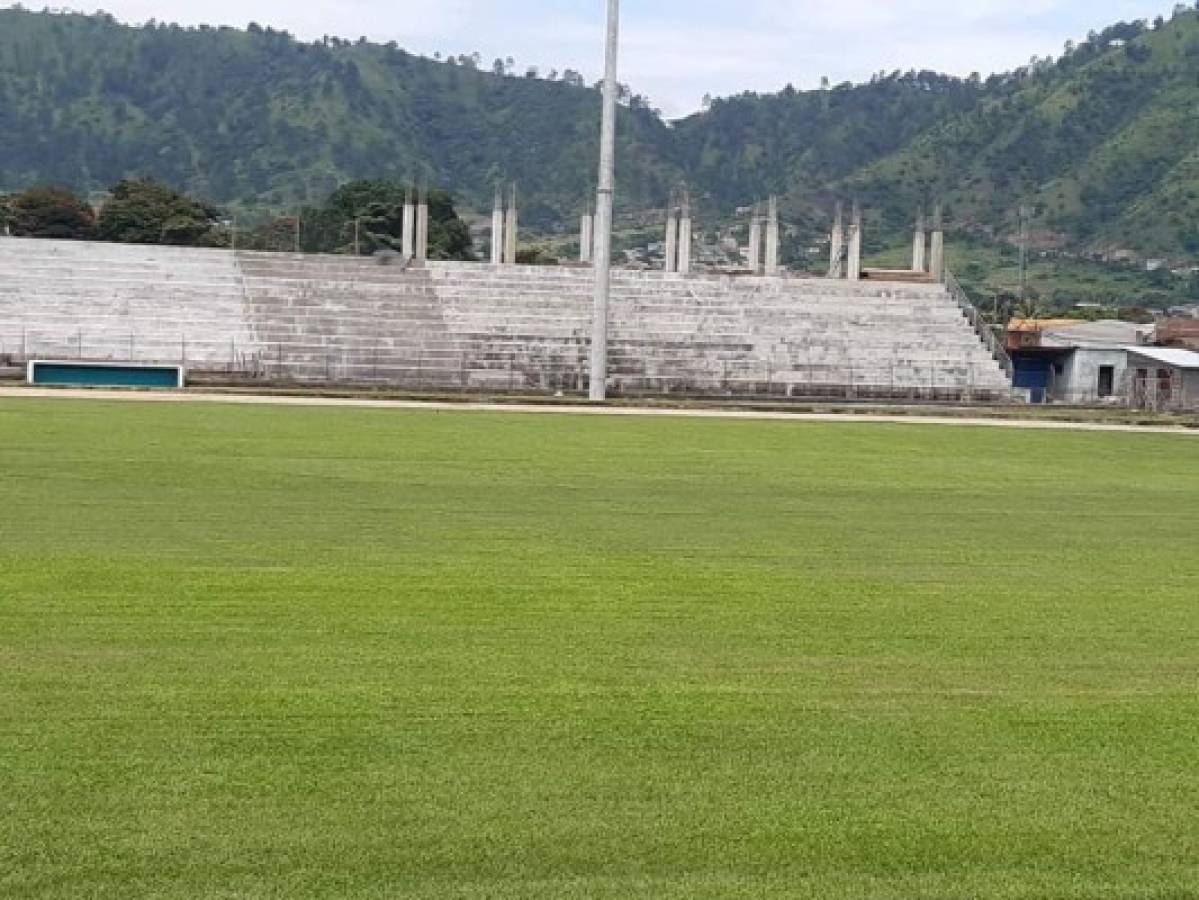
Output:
[{"xmin": 1, "ymin": 399, "xmax": 1197, "ymax": 899}]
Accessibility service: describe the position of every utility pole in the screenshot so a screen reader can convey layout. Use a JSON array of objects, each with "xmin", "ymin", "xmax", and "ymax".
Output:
[
  {"xmin": 1018, "ymin": 204, "xmax": 1030, "ymax": 309},
  {"xmin": 589, "ymin": 0, "xmax": 620, "ymax": 401}
]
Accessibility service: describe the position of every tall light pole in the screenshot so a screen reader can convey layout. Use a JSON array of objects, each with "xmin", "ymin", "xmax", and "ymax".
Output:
[
  {"xmin": 1018, "ymin": 203, "xmax": 1031, "ymax": 311},
  {"xmin": 589, "ymin": 0, "xmax": 620, "ymax": 401}
]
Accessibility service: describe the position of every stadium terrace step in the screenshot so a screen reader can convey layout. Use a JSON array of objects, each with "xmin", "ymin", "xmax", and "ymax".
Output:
[{"xmin": 0, "ymin": 238, "xmax": 1014, "ymax": 397}]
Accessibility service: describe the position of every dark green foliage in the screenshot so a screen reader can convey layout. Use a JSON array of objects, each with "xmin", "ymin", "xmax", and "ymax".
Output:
[
  {"xmin": 673, "ymin": 72, "xmax": 983, "ymax": 209},
  {"xmin": 295, "ymin": 180, "xmax": 474, "ymax": 260},
  {"xmin": 5, "ymin": 6, "xmax": 1199, "ymax": 264},
  {"xmin": 0, "ymin": 9, "xmax": 678, "ymax": 225},
  {"xmin": 515, "ymin": 247, "xmax": 559, "ymax": 265},
  {"xmin": 97, "ymin": 177, "xmax": 224, "ymax": 246},
  {"xmin": 834, "ymin": 10, "xmax": 1199, "ymax": 258},
  {"xmin": 7, "ymin": 185, "xmax": 95, "ymax": 239}
]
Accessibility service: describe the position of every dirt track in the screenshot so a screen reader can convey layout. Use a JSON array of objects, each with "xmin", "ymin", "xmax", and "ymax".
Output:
[{"xmin": 1, "ymin": 386, "xmax": 1195, "ymax": 436}]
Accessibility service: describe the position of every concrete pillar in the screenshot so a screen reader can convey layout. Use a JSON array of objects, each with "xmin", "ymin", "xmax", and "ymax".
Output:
[
  {"xmin": 504, "ymin": 183, "xmax": 518, "ymax": 265},
  {"xmin": 402, "ymin": 189, "xmax": 416, "ymax": 259},
  {"xmin": 491, "ymin": 188, "xmax": 505, "ymax": 265},
  {"xmin": 588, "ymin": 0, "xmax": 620, "ymax": 402},
  {"xmin": 579, "ymin": 212, "xmax": 594, "ymax": 264},
  {"xmin": 678, "ymin": 205, "xmax": 692, "ymax": 275},
  {"xmin": 764, "ymin": 196, "xmax": 780, "ymax": 277},
  {"xmin": 912, "ymin": 212, "xmax": 926, "ymax": 273},
  {"xmin": 415, "ymin": 189, "xmax": 429, "ymax": 265},
  {"xmin": 748, "ymin": 205, "xmax": 762, "ymax": 275},
  {"xmin": 664, "ymin": 210, "xmax": 679, "ymax": 274},
  {"xmin": 827, "ymin": 202, "xmax": 844, "ymax": 279},
  {"xmin": 847, "ymin": 203, "xmax": 862, "ymax": 282},
  {"xmin": 930, "ymin": 204, "xmax": 945, "ymax": 282}
]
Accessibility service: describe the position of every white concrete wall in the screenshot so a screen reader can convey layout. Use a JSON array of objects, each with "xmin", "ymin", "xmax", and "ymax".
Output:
[
  {"xmin": 1, "ymin": 237, "xmax": 1015, "ymax": 399},
  {"xmin": 1057, "ymin": 348, "xmax": 1129, "ymax": 404},
  {"xmin": 0, "ymin": 237, "xmax": 253, "ymax": 370},
  {"xmin": 1184, "ymin": 370, "xmax": 1199, "ymax": 408}
]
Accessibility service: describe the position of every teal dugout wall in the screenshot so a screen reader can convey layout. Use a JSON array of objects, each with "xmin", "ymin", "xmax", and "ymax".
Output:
[{"xmin": 28, "ymin": 361, "xmax": 184, "ymax": 389}]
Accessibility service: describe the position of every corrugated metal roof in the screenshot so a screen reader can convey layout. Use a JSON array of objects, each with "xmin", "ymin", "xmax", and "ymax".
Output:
[
  {"xmin": 1040, "ymin": 320, "xmax": 1153, "ymax": 349},
  {"xmin": 1125, "ymin": 347, "xmax": 1199, "ymax": 369}
]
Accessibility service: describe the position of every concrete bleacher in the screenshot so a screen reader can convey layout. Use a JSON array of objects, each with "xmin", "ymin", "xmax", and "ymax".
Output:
[
  {"xmin": 0, "ymin": 237, "xmax": 1014, "ymax": 400},
  {"xmin": 0, "ymin": 237, "xmax": 254, "ymax": 373}
]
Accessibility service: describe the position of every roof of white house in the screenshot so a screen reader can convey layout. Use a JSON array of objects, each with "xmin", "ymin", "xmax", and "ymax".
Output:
[
  {"xmin": 1040, "ymin": 320, "xmax": 1154, "ymax": 350},
  {"xmin": 1125, "ymin": 347, "xmax": 1199, "ymax": 370}
]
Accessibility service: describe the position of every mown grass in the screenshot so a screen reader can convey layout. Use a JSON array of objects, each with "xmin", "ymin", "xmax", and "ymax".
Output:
[{"xmin": 1, "ymin": 399, "xmax": 1197, "ymax": 899}]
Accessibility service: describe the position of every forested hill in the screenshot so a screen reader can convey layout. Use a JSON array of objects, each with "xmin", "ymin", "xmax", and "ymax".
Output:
[
  {"xmin": 3, "ymin": 5, "xmax": 1199, "ymax": 259},
  {"xmin": 0, "ymin": 8, "xmax": 680, "ymax": 226},
  {"xmin": 834, "ymin": 9, "xmax": 1199, "ymax": 259}
]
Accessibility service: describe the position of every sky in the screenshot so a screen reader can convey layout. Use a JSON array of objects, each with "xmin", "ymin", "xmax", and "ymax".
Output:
[{"xmin": 70, "ymin": 1, "xmax": 1181, "ymax": 116}]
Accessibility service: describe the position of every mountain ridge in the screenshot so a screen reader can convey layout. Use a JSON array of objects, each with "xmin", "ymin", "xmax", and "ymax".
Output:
[{"xmin": 2, "ymin": 5, "xmax": 1198, "ymax": 266}]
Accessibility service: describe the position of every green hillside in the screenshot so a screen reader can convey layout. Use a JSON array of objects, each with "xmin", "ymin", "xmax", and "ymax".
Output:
[
  {"xmin": 0, "ymin": 9, "xmax": 679, "ymax": 227},
  {"xmin": 838, "ymin": 13, "xmax": 1199, "ymax": 259},
  {"xmin": 3, "ymin": 6, "xmax": 1199, "ymax": 283}
]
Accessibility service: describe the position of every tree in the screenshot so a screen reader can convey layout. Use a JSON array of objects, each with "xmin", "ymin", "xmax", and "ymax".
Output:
[
  {"xmin": 8, "ymin": 186, "xmax": 96, "ymax": 239},
  {"xmin": 299, "ymin": 180, "xmax": 474, "ymax": 261},
  {"xmin": 97, "ymin": 178, "xmax": 223, "ymax": 246}
]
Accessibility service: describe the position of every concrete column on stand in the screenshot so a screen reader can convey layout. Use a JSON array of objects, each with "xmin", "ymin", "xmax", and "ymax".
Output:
[
  {"xmin": 504, "ymin": 183, "xmax": 519, "ymax": 265},
  {"xmin": 678, "ymin": 200, "xmax": 693, "ymax": 275},
  {"xmin": 414, "ymin": 186, "xmax": 429, "ymax": 265},
  {"xmin": 764, "ymin": 196, "xmax": 780, "ymax": 276},
  {"xmin": 846, "ymin": 202, "xmax": 862, "ymax": 282},
  {"xmin": 664, "ymin": 208, "xmax": 679, "ymax": 273},
  {"xmin": 579, "ymin": 209, "xmax": 594, "ymax": 264},
  {"xmin": 490, "ymin": 187, "xmax": 505, "ymax": 265},
  {"xmin": 828, "ymin": 202, "xmax": 844, "ymax": 279},
  {"xmin": 748, "ymin": 204, "xmax": 763, "ymax": 275},
  {"xmin": 912, "ymin": 211, "xmax": 927, "ymax": 273},
  {"xmin": 402, "ymin": 187, "xmax": 416, "ymax": 259},
  {"xmin": 930, "ymin": 204, "xmax": 946, "ymax": 282}
]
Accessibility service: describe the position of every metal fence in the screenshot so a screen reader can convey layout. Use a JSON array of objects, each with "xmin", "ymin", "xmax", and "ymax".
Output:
[
  {"xmin": 944, "ymin": 269, "xmax": 1014, "ymax": 379},
  {"xmin": 0, "ymin": 329, "xmax": 1027, "ymax": 404}
]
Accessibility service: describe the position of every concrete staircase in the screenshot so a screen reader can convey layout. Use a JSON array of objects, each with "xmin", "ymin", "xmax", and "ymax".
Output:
[
  {"xmin": 0, "ymin": 237, "xmax": 253, "ymax": 373},
  {"xmin": 0, "ymin": 238, "xmax": 1014, "ymax": 400}
]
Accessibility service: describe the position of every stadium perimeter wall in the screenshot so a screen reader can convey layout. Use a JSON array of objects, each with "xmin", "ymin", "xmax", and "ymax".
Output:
[{"xmin": 0, "ymin": 238, "xmax": 1015, "ymax": 401}]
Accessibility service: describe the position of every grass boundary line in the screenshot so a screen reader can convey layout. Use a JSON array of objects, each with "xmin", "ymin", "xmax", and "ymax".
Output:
[{"xmin": 2, "ymin": 386, "xmax": 1197, "ymax": 436}]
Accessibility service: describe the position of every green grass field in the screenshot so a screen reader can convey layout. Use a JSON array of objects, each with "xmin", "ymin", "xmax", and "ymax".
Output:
[{"xmin": 2, "ymin": 399, "xmax": 1198, "ymax": 898}]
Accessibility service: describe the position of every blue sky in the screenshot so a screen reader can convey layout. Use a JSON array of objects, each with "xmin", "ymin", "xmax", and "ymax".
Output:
[{"xmin": 76, "ymin": 1, "xmax": 1181, "ymax": 115}]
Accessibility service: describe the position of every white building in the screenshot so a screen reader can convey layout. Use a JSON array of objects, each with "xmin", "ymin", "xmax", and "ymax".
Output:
[
  {"xmin": 1010, "ymin": 320, "xmax": 1154, "ymax": 405},
  {"xmin": 1124, "ymin": 347, "xmax": 1199, "ymax": 411}
]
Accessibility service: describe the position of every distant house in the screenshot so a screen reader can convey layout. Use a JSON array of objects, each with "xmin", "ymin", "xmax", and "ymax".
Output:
[
  {"xmin": 1124, "ymin": 348, "xmax": 1199, "ymax": 411},
  {"xmin": 1157, "ymin": 317, "xmax": 1199, "ymax": 350},
  {"xmin": 1007, "ymin": 319, "xmax": 1154, "ymax": 404}
]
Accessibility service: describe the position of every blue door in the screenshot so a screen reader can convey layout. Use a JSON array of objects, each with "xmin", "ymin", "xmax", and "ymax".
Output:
[{"xmin": 1013, "ymin": 357, "xmax": 1052, "ymax": 404}]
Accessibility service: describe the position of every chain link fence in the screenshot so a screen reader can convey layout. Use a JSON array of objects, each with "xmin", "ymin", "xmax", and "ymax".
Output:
[{"xmin": 1, "ymin": 326, "xmax": 1028, "ymax": 404}]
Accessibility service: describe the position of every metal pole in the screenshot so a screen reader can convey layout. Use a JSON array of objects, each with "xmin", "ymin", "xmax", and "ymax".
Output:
[
  {"xmin": 589, "ymin": 0, "xmax": 620, "ymax": 402},
  {"xmin": 1018, "ymin": 204, "xmax": 1030, "ymax": 307}
]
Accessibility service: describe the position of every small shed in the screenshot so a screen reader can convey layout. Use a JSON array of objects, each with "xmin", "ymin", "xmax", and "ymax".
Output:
[
  {"xmin": 1007, "ymin": 320, "xmax": 1153, "ymax": 404},
  {"xmin": 1124, "ymin": 348, "xmax": 1199, "ymax": 411}
]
